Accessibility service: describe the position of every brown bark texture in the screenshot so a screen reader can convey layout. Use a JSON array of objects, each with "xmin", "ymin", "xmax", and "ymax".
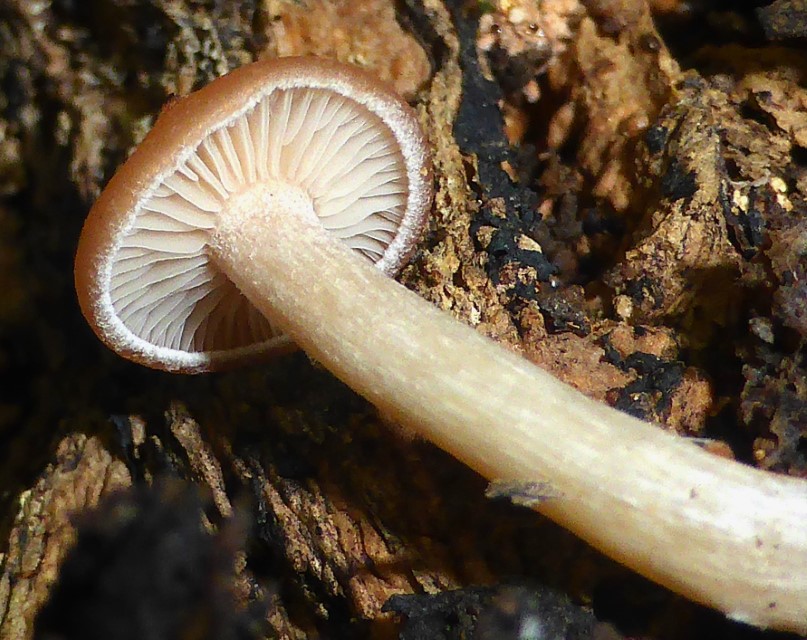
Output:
[{"xmin": 0, "ymin": 0, "xmax": 805, "ymax": 638}]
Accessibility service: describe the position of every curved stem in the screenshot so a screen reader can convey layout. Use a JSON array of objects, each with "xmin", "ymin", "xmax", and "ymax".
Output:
[{"xmin": 210, "ymin": 200, "xmax": 807, "ymax": 633}]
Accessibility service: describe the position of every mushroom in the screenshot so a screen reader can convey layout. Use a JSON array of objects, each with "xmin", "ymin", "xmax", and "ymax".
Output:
[
  {"xmin": 74, "ymin": 56, "xmax": 807, "ymax": 633},
  {"xmin": 75, "ymin": 57, "xmax": 430, "ymax": 372}
]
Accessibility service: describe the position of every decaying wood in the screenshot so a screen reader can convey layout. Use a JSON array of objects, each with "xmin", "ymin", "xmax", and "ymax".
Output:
[
  {"xmin": 0, "ymin": 436, "xmax": 130, "ymax": 640},
  {"xmin": 0, "ymin": 0, "xmax": 805, "ymax": 638}
]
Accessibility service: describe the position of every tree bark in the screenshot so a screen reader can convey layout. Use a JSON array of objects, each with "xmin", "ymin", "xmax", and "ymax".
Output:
[{"xmin": 1, "ymin": 0, "xmax": 805, "ymax": 638}]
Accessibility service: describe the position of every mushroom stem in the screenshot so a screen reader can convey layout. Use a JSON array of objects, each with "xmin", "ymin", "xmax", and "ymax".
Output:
[{"xmin": 210, "ymin": 192, "xmax": 807, "ymax": 633}]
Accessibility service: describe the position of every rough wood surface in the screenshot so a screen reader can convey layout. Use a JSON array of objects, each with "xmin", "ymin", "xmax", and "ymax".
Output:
[{"xmin": 0, "ymin": 0, "xmax": 805, "ymax": 638}]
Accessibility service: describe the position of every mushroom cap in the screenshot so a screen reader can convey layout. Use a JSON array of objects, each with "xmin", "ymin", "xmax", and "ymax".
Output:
[{"xmin": 75, "ymin": 56, "xmax": 432, "ymax": 373}]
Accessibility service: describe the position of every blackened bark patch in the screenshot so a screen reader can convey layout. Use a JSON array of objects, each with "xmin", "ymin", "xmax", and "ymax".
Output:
[
  {"xmin": 481, "ymin": 223, "xmax": 557, "ymax": 288},
  {"xmin": 447, "ymin": 0, "xmax": 556, "ymax": 292},
  {"xmin": 644, "ymin": 124, "xmax": 669, "ymax": 155},
  {"xmin": 660, "ymin": 158, "xmax": 697, "ymax": 201},
  {"xmin": 605, "ymin": 350, "xmax": 686, "ymax": 422}
]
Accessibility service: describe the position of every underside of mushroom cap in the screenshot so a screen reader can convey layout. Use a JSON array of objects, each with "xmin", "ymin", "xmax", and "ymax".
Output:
[{"xmin": 75, "ymin": 57, "xmax": 432, "ymax": 373}]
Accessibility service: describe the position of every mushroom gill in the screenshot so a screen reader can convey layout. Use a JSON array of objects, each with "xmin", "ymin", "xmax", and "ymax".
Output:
[{"xmin": 108, "ymin": 86, "xmax": 409, "ymax": 355}]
